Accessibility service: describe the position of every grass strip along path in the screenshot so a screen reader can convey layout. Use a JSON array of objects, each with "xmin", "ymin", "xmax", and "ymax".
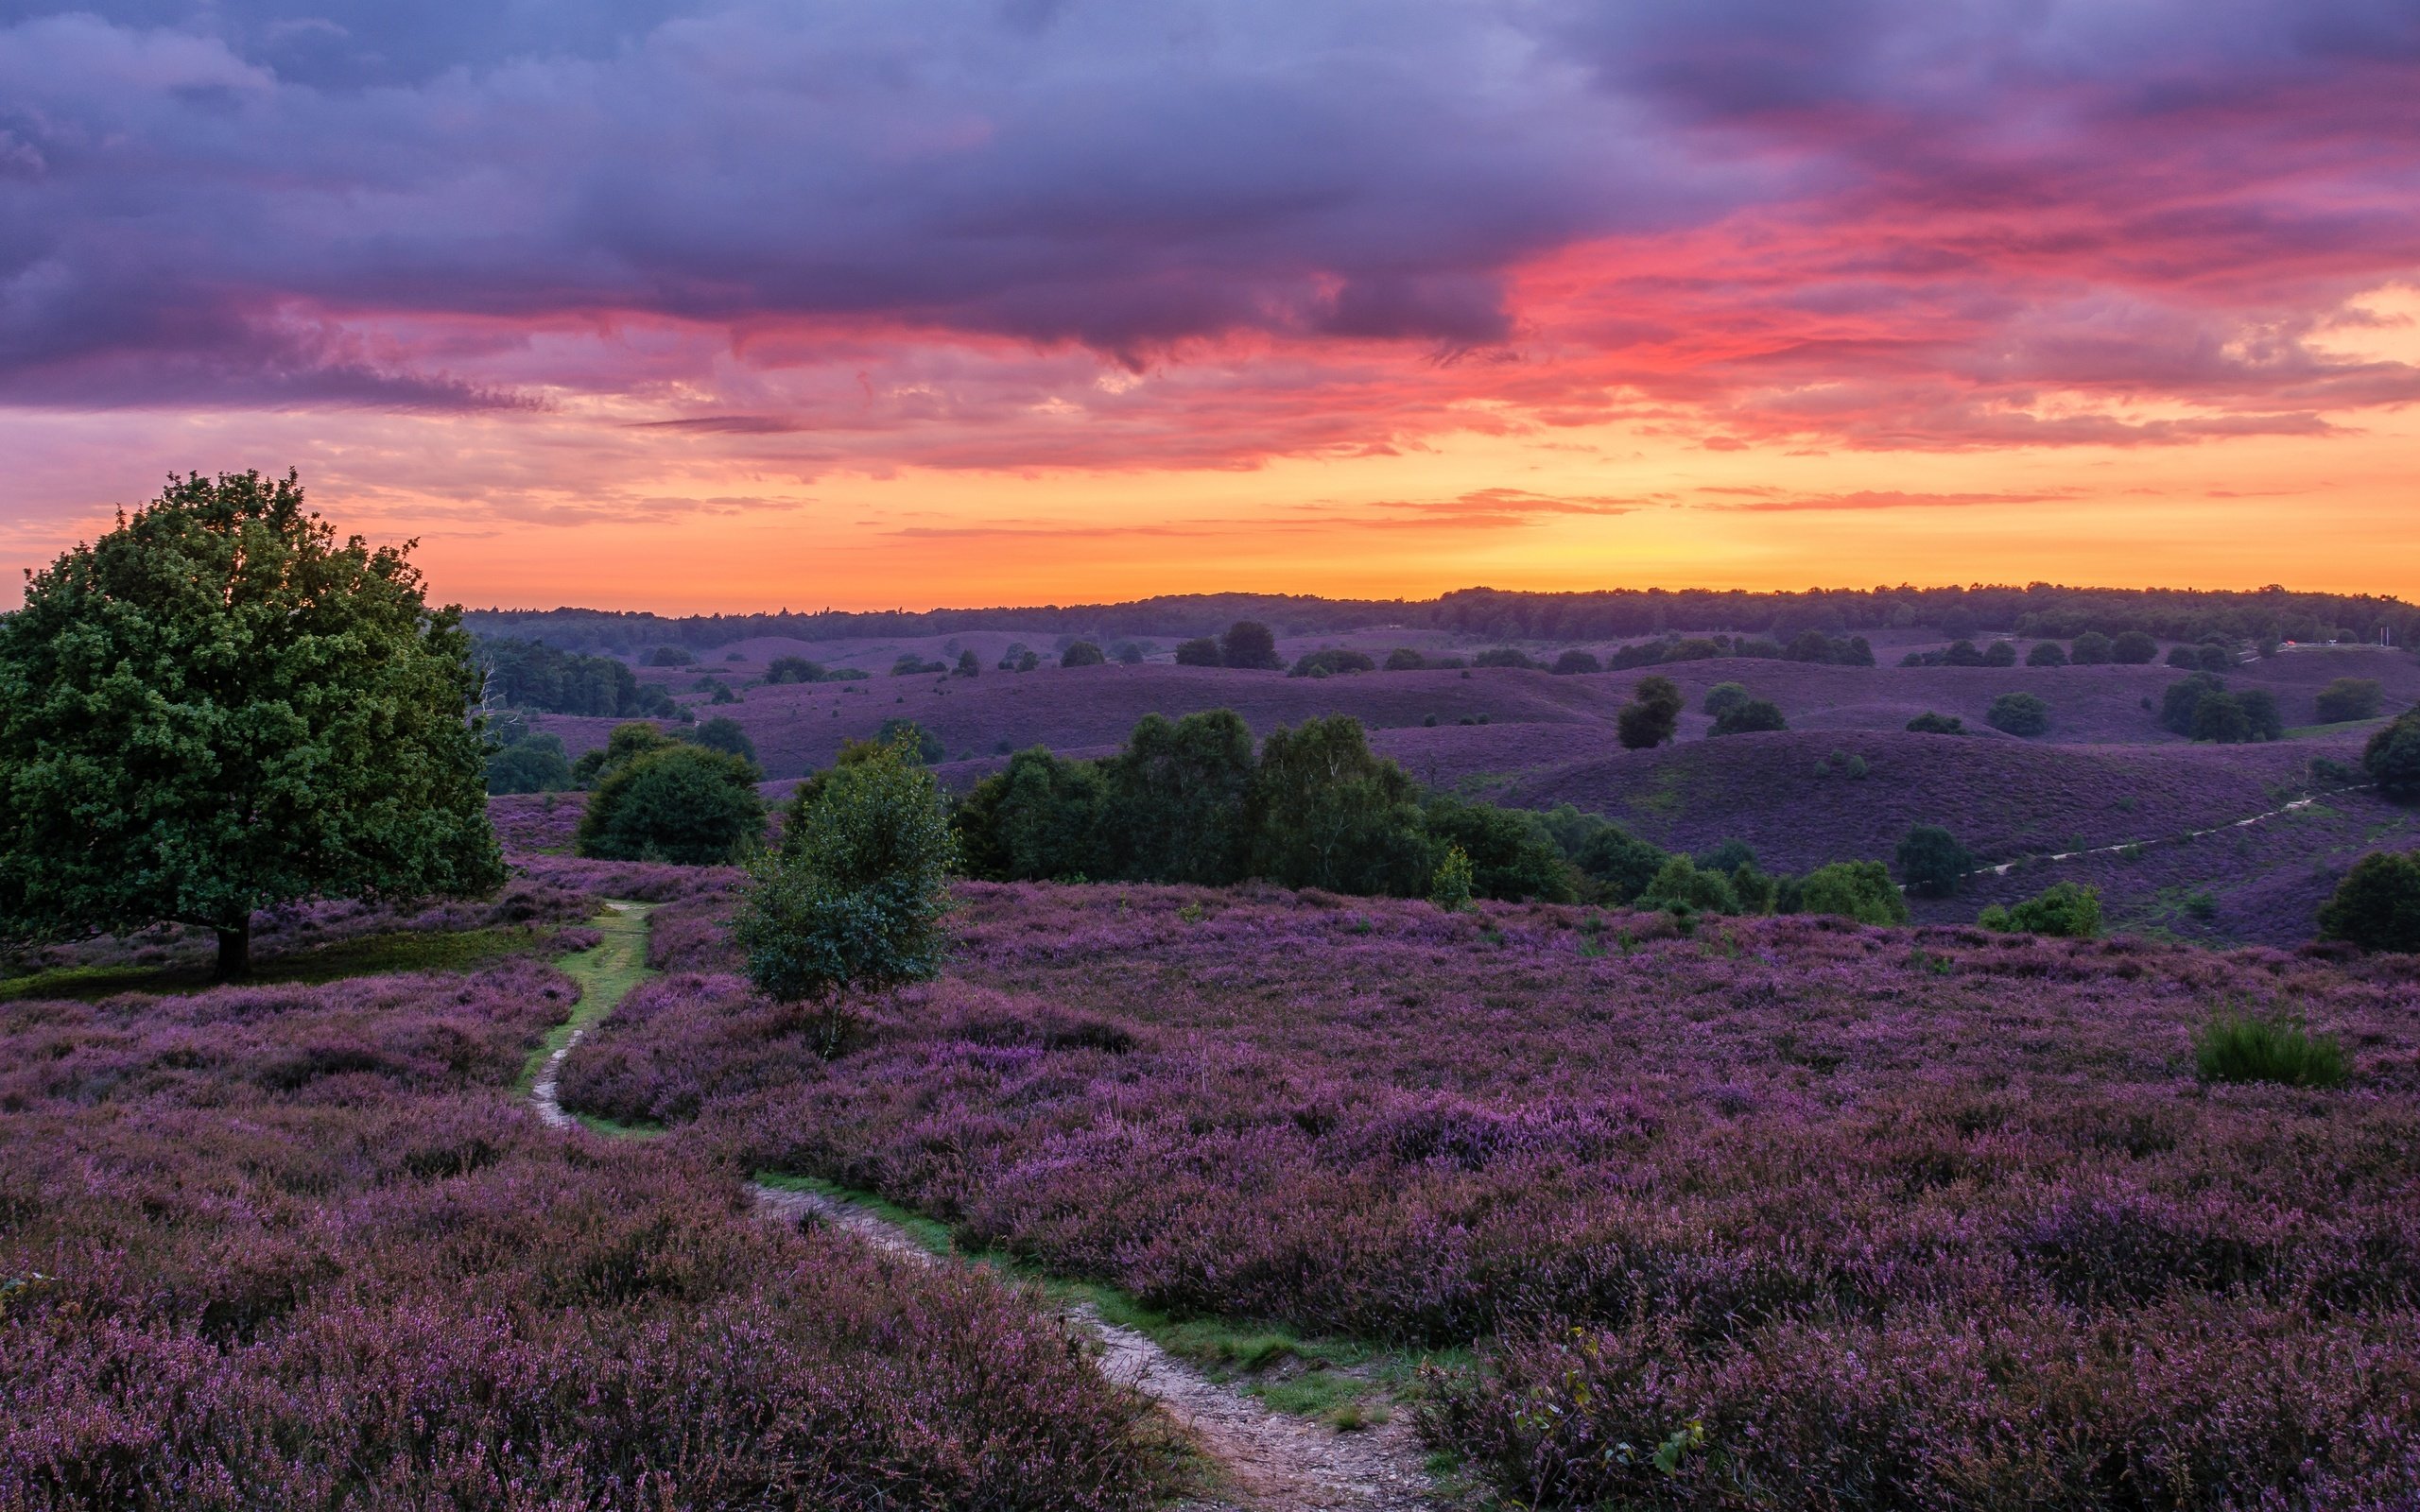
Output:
[{"xmin": 529, "ymin": 903, "xmax": 1439, "ymax": 1512}]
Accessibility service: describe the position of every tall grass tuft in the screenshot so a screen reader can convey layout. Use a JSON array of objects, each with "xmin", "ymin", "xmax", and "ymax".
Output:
[{"xmin": 2193, "ymin": 1011, "xmax": 2348, "ymax": 1089}]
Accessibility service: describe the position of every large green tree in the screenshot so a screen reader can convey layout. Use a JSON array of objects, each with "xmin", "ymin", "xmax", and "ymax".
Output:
[{"xmin": 0, "ymin": 471, "xmax": 503, "ymax": 978}]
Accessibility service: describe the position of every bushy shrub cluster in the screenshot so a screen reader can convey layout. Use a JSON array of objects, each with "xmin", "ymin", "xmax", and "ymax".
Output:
[
  {"xmin": 2313, "ymin": 677, "xmax": 2383, "ymax": 724},
  {"xmin": 763, "ymin": 654, "xmax": 866, "ymax": 685},
  {"xmin": 1897, "ymin": 823, "xmax": 1975, "ymax": 897},
  {"xmin": 1617, "ymin": 631, "xmax": 1873, "ymax": 669},
  {"xmin": 1059, "ymin": 641, "xmax": 1106, "ymax": 668},
  {"xmin": 2158, "ymin": 673, "xmax": 2283, "ymax": 743},
  {"xmin": 574, "ymin": 724, "xmax": 765, "ymax": 865},
  {"xmin": 1906, "ymin": 711, "xmax": 1966, "ymax": 734},
  {"xmin": 1473, "ymin": 646, "xmax": 1536, "ymax": 669},
  {"xmin": 1616, "ymin": 676, "xmax": 1685, "ymax": 748},
  {"xmin": 2194, "ymin": 1012, "xmax": 2348, "ymax": 1088},
  {"xmin": 2166, "ymin": 642, "xmax": 2233, "ymax": 672},
  {"xmin": 2365, "ymin": 710, "xmax": 2420, "ymax": 797},
  {"xmin": 2026, "ymin": 639, "xmax": 2068, "ymax": 666},
  {"xmin": 1549, "ymin": 648, "xmax": 1602, "ymax": 675},
  {"xmin": 1709, "ymin": 697, "xmax": 1787, "ymax": 736},
  {"xmin": 1288, "ymin": 647, "xmax": 1376, "ymax": 678},
  {"xmin": 1980, "ymin": 880, "xmax": 2102, "ymax": 936},
  {"xmin": 1984, "ymin": 690, "xmax": 2051, "ymax": 736},
  {"xmin": 2318, "ymin": 849, "xmax": 2420, "ymax": 952}
]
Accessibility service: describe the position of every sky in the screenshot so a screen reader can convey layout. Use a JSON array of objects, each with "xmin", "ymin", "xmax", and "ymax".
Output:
[{"xmin": 2, "ymin": 0, "xmax": 2416, "ymax": 611}]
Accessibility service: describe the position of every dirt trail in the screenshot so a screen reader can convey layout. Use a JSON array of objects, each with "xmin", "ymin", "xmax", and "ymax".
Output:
[
  {"xmin": 1968, "ymin": 783, "xmax": 2370, "ymax": 881},
  {"xmin": 531, "ymin": 903, "xmax": 1437, "ymax": 1512}
]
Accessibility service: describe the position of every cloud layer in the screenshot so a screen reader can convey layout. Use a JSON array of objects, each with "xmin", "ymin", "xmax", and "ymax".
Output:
[{"xmin": 1, "ymin": 0, "xmax": 2416, "ymax": 466}]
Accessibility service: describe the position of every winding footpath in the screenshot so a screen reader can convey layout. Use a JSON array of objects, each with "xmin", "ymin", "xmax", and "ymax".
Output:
[
  {"xmin": 527, "ymin": 902, "xmax": 1434, "ymax": 1512},
  {"xmin": 1964, "ymin": 782, "xmax": 2373, "ymax": 882}
]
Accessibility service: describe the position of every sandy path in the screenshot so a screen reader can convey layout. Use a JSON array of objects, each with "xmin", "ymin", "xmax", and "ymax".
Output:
[
  {"xmin": 1967, "ymin": 782, "xmax": 2369, "ymax": 880},
  {"xmin": 531, "ymin": 903, "xmax": 1437, "ymax": 1512}
]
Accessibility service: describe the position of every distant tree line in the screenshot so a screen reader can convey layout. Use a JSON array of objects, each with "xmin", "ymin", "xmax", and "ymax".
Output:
[
  {"xmin": 476, "ymin": 636, "xmax": 678, "ymax": 718},
  {"xmin": 461, "ymin": 584, "xmax": 2417, "ymax": 656}
]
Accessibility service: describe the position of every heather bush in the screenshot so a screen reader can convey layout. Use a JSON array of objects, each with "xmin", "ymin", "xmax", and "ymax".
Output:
[
  {"xmin": 1796, "ymin": 860, "xmax": 1907, "ymax": 924},
  {"xmin": 1896, "ymin": 823, "xmax": 1973, "ymax": 897},
  {"xmin": 1059, "ymin": 641, "xmax": 1106, "ymax": 668},
  {"xmin": 2365, "ymin": 711, "xmax": 2420, "ymax": 798},
  {"xmin": 1984, "ymin": 690, "xmax": 2050, "ymax": 736},
  {"xmin": 1811, "ymin": 748, "xmax": 1867, "ymax": 780},
  {"xmin": 2314, "ymin": 677, "xmax": 2384, "ymax": 724},
  {"xmin": 2194, "ymin": 1011, "xmax": 2349, "ymax": 1089},
  {"xmin": 2318, "ymin": 850, "xmax": 2420, "ymax": 952},
  {"xmin": 1709, "ymin": 697, "xmax": 1787, "ymax": 736},
  {"xmin": 575, "ymin": 744, "xmax": 765, "ymax": 866},
  {"xmin": 2028, "ymin": 640, "xmax": 2069, "ymax": 666},
  {"xmin": 1905, "ymin": 710, "xmax": 1966, "ymax": 734},
  {"xmin": 1979, "ymin": 880, "xmax": 2102, "ymax": 937}
]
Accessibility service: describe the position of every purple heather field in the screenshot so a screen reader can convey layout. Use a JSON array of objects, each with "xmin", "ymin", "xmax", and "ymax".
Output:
[{"xmin": 562, "ymin": 878, "xmax": 2420, "ymax": 1509}]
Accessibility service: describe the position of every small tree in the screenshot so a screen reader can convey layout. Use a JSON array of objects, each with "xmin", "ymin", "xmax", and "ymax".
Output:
[
  {"xmin": 1703, "ymin": 681, "xmax": 1750, "ymax": 718},
  {"xmin": 1635, "ymin": 855, "xmax": 1738, "ymax": 916},
  {"xmin": 1897, "ymin": 824, "xmax": 1974, "ymax": 898},
  {"xmin": 1428, "ymin": 845, "xmax": 1476, "ymax": 912},
  {"xmin": 2317, "ymin": 850, "xmax": 2420, "ymax": 952},
  {"xmin": 734, "ymin": 734, "xmax": 956, "ymax": 1048},
  {"xmin": 2027, "ymin": 641, "xmax": 2069, "ymax": 667},
  {"xmin": 1243, "ymin": 716, "xmax": 1428, "ymax": 894},
  {"xmin": 2110, "ymin": 630, "xmax": 2159, "ymax": 664},
  {"xmin": 765, "ymin": 655, "xmax": 827, "ymax": 685},
  {"xmin": 1061, "ymin": 641, "xmax": 1107, "ymax": 668},
  {"xmin": 1906, "ymin": 712, "xmax": 1966, "ymax": 735},
  {"xmin": 2366, "ymin": 712, "xmax": 2420, "ymax": 799},
  {"xmin": 1174, "ymin": 637, "xmax": 1223, "ymax": 667},
  {"xmin": 2159, "ymin": 673, "xmax": 2228, "ymax": 736},
  {"xmin": 876, "ymin": 718, "xmax": 946, "ymax": 765},
  {"xmin": 1220, "ymin": 621, "xmax": 1284, "ymax": 670},
  {"xmin": 1617, "ymin": 676, "xmax": 1685, "ymax": 748},
  {"xmin": 954, "ymin": 648, "xmax": 981, "ymax": 678},
  {"xmin": 689, "ymin": 715, "xmax": 760, "ymax": 770},
  {"xmin": 1710, "ymin": 698, "xmax": 1788, "ymax": 736},
  {"xmin": 576, "ymin": 745, "xmax": 765, "ymax": 864},
  {"xmin": 1551, "ymin": 649, "xmax": 1602, "ymax": 676},
  {"xmin": 1985, "ymin": 691, "xmax": 2050, "ymax": 737},
  {"xmin": 1384, "ymin": 647, "xmax": 1426, "ymax": 671},
  {"xmin": 1113, "ymin": 642, "xmax": 1147, "ymax": 666},
  {"xmin": 486, "ymin": 734, "xmax": 575, "ymax": 795},
  {"xmin": 2314, "ymin": 679, "xmax": 2383, "ymax": 724},
  {"xmin": 1797, "ymin": 861, "xmax": 1909, "ymax": 925},
  {"xmin": 1982, "ymin": 640, "xmax": 2017, "ymax": 667},
  {"xmin": 2071, "ymin": 631, "xmax": 2114, "ymax": 664},
  {"xmin": 1979, "ymin": 881, "xmax": 2101, "ymax": 937},
  {"xmin": 0, "ymin": 471, "xmax": 502, "ymax": 978}
]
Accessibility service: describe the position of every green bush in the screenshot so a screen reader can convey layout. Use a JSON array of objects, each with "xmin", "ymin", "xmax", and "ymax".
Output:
[
  {"xmin": 2317, "ymin": 850, "xmax": 2420, "ymax": 952},
  {"xmin": 876, "ymin": 718, "xmax": 946, "ymax": 765},
  {"xmin": 1474, "ymin": 647, "xmax": 1534, "ymax": 669},
  {"xmin": 764, "ymin": 655, "xmax": 828, "ymax": 685},
  {"xmin": 1536, "ymin": 805, "xmax": 1668, "ymax": 906},
  {"xmin": 1244, "ymin": 716, "xmax": 1430, "ymax": 895},
  {"xmin": 1289, "ymin": 648, "xmax": 1377, "ymax": 678},
  {"xmin": 576, "ymin": 744, "xmax": 765, "ymax": 864},
  {"xmin": 646, "ymin": 644, "xmax": 695, "ymax": 667},
  {"xmin": 955, "ymin": 648, "xmax": 982, "ymax": 677},
  {"xmin": 1550, "ymin": 649, "xmax": 1602, "ymax": 676},
  {"xmin": 1985, "ymin": 691, "xmax": 2050, "ymax": 737},
  {"xmin": 2159, "ymin": 672, "xmax": 2228, "ymax": 736},
  {"xmin": 1421, "ymin": 795, "xmax": 1578, "ymax": 902},
  {"xmin": 1896, "ymin": 824, "xmax": 1974, "ymax": 898},
  {"xmin": 1979, "ymin": 880, "xmax": 2101, "ymax": 936},
  {"xmin": 571, "ymin": 721, "xmax": 678, "ymax": 786},
  {"xmin": 1219, "ymin": 621, "xmax": 1284, "ymax": 670},
  {"xmin": 1906, "ymin": 711, "xmax": 1966, "ymax": 735},
  {"xmin": 1428, "ymin": 845, "xmax": 1475, "ymax": 912},
  {"xmin": 485, "ymin": 733, "xmax": 573, "ymax": 795},
  {"xmin": 2190, "ymin": 693, "xmax": 2252, "ymax": 744},
  {"xmin": 687, "ymin": 715, "xmax": 759, "ymax": 771},
  {"xmin": 1710, "ymin": 698, "xmax": 1787, "ymax": 736},
  {"xmin": 2070, "ymin": 631, "xmax": 2113, "ymax": 664},
  {"xmin": 1797, "ymin": 861, "xmax": 1909, "ymax": 925},
  {"xmin": 1981, "ymin": 640, "xmax": 2017, "ymax": 667},
  {"xmin": 1060, "ymin": 641, "xmax": 1106, "ymax": 668},
  {"xmin": 1617, "ymin": 676, "xmax": 1685, "ymax": 748},
  {"xmin": 1098, "ymin": 710, "xmax": 1256, "ymax": 886},
  {"xmin": 1635, "ymin": 855, "xmax": 1739, "ymax": 916},
  {"xmin": 735, "ymin": 733, "xmax": 956, "ymax": 1022},
  {"xmin": 2110, "ymin": 630, "xmax": 2158, "ymax": 664},
  {"xmin": 2364, "ymin": 712, "xmax": 2420, "ymax": 798},
  {"xmin": 1384, "ymin": 647, "xmax": 1426, "ymax": 671},
  {"xmin": 2193, "ymin": 1013, "xmax": 2348, "ymax": 1089},
  {"xmin": 1174, "ymin": 637, "xmax": 1222, "ymax": 667},
  {"xmin": 2313, "ymin": 678, "xmax": 2383, "ymax": 724},
  {"xmin": 2026, "ymin": 640, "xmax": 2068, "ymax": 667},
  {"xmin": 1703, "ymin": 681, "xmax": 1750, "ymax": 717},
  {"xmin": 951, "ymin": 747, "xmax": 1113, "ymax": 883}
]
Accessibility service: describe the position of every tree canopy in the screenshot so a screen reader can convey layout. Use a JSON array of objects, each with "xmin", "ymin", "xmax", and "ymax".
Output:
[{"xmin": 0, "ymin": 471, "xmax": 502, "ymax": 977}]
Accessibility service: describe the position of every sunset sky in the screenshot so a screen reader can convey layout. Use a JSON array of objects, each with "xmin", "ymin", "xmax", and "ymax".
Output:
[{"xmin": 2, "ymin": 0, "xmax": 2416, "ymax": 611}]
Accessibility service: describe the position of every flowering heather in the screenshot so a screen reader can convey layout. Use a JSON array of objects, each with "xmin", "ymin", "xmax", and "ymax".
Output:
[
  {"xmin": 565, "ymin": 882, "xmax": 2420, "ymax": 1508},
  {"xmin": 0, "ymin": 959, "xmax": 1170, "ymax": 1509}
]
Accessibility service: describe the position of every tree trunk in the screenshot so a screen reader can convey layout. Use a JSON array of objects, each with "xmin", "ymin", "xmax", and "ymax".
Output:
[{"xmin": 214, "ymin": 919, "xmax": 251, "ymax": 982}]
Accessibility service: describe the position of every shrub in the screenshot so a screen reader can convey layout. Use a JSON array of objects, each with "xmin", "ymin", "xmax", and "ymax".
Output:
[
  {"xmin": 2317, "ymin": 850, "xmax": 2420, "ymax": 952},
  {"xmin": 875, "ymin": 718, "xmax": 946, "ymax": 765},
  {"xmin": 1289, "ymin": 648, "xmax": 1376, "ymax": 678},
  {"xmin": 1812, "ymin": 748, "xmax": 1868, "ymax": 780},
  {"xmin": 2193, "ymin": 1013, "xmax": 2348, "ymax": 1089},
  {"xmin": 646, "ymin": 644, "xmax": 695, "ymax": 666},
  {"xmin": 1430, "ymin": 654, "xmax": 1468, "ymax": 669},
  {"xmin": 735, "ymin": 733, "xmax": 955, "ymax": 1020},
  {"xmin": 1710, "ymin": 698, "xmax": 1787, "ymax": 736},
  {"xmin": 2110, "ymin": 630, "xmax": 2159, "ymax": 664},
  {"xmin": 764, "ymin": 655, "xmax": 828, "ymax": 684},
  {"xmin": 1897, "ymin": 824, "xmax": 1974, "ymax": 897},
  {"xmin": 576, "ymin": 745, "xmax": 765, "ymax": 864},
  {"xmin": 486, "ymin": 733, "xmax": 573, "ymax": 795},
  {"xmin": 1473, "ymin": 647, "xmax": 1534, "ymax": 669},
  {"xmin": 1616, "ymin": 676, "xmax": 1685, "ymax": 748},
  {"xmin": 1906, "ymin": 711, "xmax": 1966, "ymax": 735},
  {"xmin": 1174, "ymin": 636, "xmax": 1222, "ymax": 667},
  {"xmin": 2166, "ymin": 644, "xmax": 2201, "ymax": 669},
  {"xmin": 2188, "ymin": 692, "xmax": 2251, "ymax": 744},
  {"xmin": 1384, "ymin": 647, "xmax": 1426, "ymax": 671},
  {"xmin": 2159, "ymin": 672, "xmax": 2229, "ymax": 735},
  {"xmin": 1943, "ymin": 639, "xmax": 1987, "ymax": 667},
  {"xmin": 1982, "ymin": 640, "xmax": 2017, "ymax": 666},
  {"xmin": 1703, "ymin": 681, "xmax": 1750, "ymax": 717},
  {"xmin": 1098, "ymin": 709, "xmax": 1257, "ymax": 886},
  {"xmin": 571, "ymin": 720, "xmax": 678, "ymax": 785},
  {"xmin": 1979, "ymin": 881, "xmax": 2102, "ymax": 937},
  {"xmin": 997, "ymin": 641, "xmax": 1032, "ymax": 670},
  {"xmin": 1985, "ymin": 691, "xmax": 2050, "ymax": 737},
  {"xmin": 2198, "ymin": 643, "xmax": 2234, "ymax": 672},
  {"xmin": 2238, "ymin": 688, "xmax": 2284, "ymax": 742},
  {"xmin": 1550, "ymin": 649, "xmax": 1602, "ymax": 676},
  {"xmin": 2027, "ymin": 641, "xmax": 2069, "ymax": 667},
  {"xmin": 2313, "ymin": 678, "xmax": 2383, "ymax": 724},
  {"xmin": 954, "ymin": 648, "xmax": 981, "ymax": 677},
  {"xmin": 1219, "ymin": 620, "xmax": 1284, "ymax": 670},
  {"xmin": 1797, "ymin": 860, "xmax": 1909, "ymax": 925},
  {"xmin": 1112, "ymin": 641, "xmax": 1147, "ymax": 665},
  {"xmin": 1059, "ymin": 642, "xmax": 1106, "ymax": 668},
  {"xmin": 2071, "ymin": 630, "xmax": 2114, "ymax": 664},
  {"xmin": 890, "ymin": 652, "xmax": 947, "ymax": 677},
  {"xmin": 1537, "ymin": 805, "xmax": 1668, "ymax": 905},
  {"xmin": 687, "ymin": 715, "xmax": 760, "ymax": 771},
  {"xmin": 1635, "ymin": 855, "xmax": 1739, "ymax": 916},
  {"xmin": 1015, "ymin": 650, "xmax": 1040, "ymax": 672},
  {"xmin": 1428, "ymin": 845, "xmax": 1475, "ymax": 912}
]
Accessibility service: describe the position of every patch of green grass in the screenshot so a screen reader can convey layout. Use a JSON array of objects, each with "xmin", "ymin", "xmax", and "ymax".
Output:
[
  {"xmin": 1, "ymin": 924, "xmax": 546, "ymax": 1004},
  {"xmin": 518, "ymin": 902, "xmax": 653, "ymax": 1094},
  {"xmin": 2286, "ymin": 717, "xmax": 2390, "ymax": 740},
  {"xmin": 1627, "ymin": 763, "xmax": 1688, "ymax": 821},
  {"xmin": 2194, "ymin": 1012, "xmax": 2349, "ymax": 1089}
]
